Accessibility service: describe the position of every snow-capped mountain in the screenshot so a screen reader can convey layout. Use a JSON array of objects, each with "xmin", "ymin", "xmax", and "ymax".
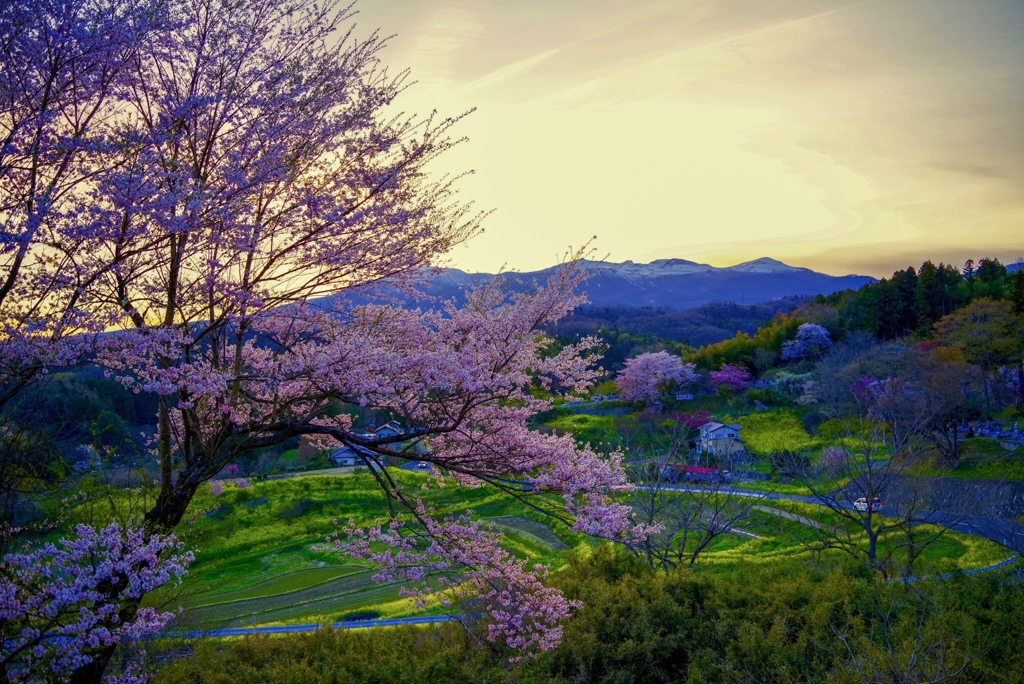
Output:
[{"xmin": 338, "ymin": 258, "xmax": 877, "ymax": 311}]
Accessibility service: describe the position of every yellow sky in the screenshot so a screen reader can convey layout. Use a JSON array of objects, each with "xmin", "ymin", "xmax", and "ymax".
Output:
[{"xmin": 352, "ymin": 0, "xmax": 1024, "ymax": 278}]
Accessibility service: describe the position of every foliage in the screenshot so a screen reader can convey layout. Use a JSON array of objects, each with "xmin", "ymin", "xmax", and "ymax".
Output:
[
  {"xmin": 708, "ymin": 363, "xmax": 751, "ymax": 392},
  {"xmin": 935, "ymin": 299, "xmax": 1024, "ymax": 371},
  {"xmin": 780, "ymin": 322, "xmax": 833, "ymax": 361},
  {"xmin": 687, "ymin": 314, "xmax": 804, "ymax": 370},
  {"xmin": 0, "ymin": 0, "xmax": 643, "ymax": 673},
  {"xmin": 917, "ymin": 438, "xmax": 1024, "ymax": 481},
  {"xmin": 546, "ymin": 300, "xmax": 807, "ymax": 355},
  {"xmin": 155, "ymin": 623, "xmax": 501, "ymax": 684},
  {"xmin": 154, "ymin": 547, "xmax": 1024, "ymax": 684},
  {"xmin": 818, "ymin": 257, "xmax": 1011, "ymax": 340}
]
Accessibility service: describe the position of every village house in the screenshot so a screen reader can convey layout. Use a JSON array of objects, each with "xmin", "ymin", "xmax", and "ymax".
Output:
[
  {"xmin": 696, "ymin": 421, "xmax": 744, "ymax": 456},
  {"xmin": 370, "ymin": 420, "xmax": 403, "ymax": 440},
  {"xmin": 328, "ymin": 420, "xmax": 420, "ymax": 468},
  {"xmin": 328, "ymin": 443, "xmax": 378, "ymax": 467}
]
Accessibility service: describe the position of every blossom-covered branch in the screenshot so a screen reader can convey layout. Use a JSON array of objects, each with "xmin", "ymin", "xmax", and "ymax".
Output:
[{"xmin": 0, "ymin": 522, "xmax": 192, "ymax": 682}]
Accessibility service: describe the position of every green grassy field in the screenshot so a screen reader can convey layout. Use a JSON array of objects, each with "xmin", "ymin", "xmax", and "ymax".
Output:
[
  {"xmin": 735, "ymin": 410, "xmax": 822, "ymax": 455},
  {"xmin": 918, "ymin": 438, "xmax": 1024, "ymax": 481},
  {"xmin": 155, "ymin": 471, "xmax": 587, "ymax": 630},
  {"xmin": 147, "ymin": 467, "xmax": 1013, "ymax": 634}
]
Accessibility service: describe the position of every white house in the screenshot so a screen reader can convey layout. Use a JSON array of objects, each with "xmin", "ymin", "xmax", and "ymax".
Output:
[{"xmin": 696, "ymin": 422, "xmax": 743, "ymax": 456}]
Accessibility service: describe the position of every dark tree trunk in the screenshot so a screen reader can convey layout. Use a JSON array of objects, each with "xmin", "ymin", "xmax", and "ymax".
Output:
[
  {"xmin": 69, "ymin": 599, "xmax": 141, "ymax": 684},
  {"xmin": 69, "ymin": 648, "xmax": 116, "ymax": 684},
  {"xmin": 143, "ymin": 476, "xmax": 203, "ymax": 532},
  {"xmin": 1017, "ymin": 360, "xmax": 1024, "ymax": 408}
]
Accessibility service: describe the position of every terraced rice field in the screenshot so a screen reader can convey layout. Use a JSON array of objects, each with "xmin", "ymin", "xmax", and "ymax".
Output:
[
  {"xmin": 151, "ymin": 470, "xmax": 1011, "ymax": 634},
  {"xmin": 176, "ymin": 567, "xmax": 399, "ymax": 629},
  {"xmin": 487, "ymin": 516, "xmax": 569, "ymax": 550}
]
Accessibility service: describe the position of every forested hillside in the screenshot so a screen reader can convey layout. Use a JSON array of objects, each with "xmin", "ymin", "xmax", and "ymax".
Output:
[{"xmin": 819, "ymin": 258, "xmax": 1024, "ymax": 339}]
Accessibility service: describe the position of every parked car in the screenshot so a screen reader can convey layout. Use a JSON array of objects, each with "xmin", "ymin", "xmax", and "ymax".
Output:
[
  {"xmin": 417, "ymin": 462, "xmax": 429, "ymax": 468},
  {"xmin": 853, "ymin": 497, "xmax": 882, "ymax": 512}
]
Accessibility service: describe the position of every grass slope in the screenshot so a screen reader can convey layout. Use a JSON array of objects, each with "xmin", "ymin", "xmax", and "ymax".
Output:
[{"xmin": 150, "ymin": 466, "xmax": 1011, "ymax": 633}]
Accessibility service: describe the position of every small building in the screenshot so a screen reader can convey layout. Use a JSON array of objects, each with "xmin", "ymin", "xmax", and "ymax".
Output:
[
  {"xmin": 370, "ymin": 420, "xmax": 403, "ymax": 440},
  {"xmin": 329, "ymin": 443, "xmax": 382, "ymax": 469},
  {"xmin": 659, "ymin": 464, "xmax": 727, "ymax": 483},
  {"xmin": 696, "ymin": 421, "xmax": 743, "ymax": 456},
  {"xmin": 675, "ymin": 392, "xmax": 694, "ymax": 401}
]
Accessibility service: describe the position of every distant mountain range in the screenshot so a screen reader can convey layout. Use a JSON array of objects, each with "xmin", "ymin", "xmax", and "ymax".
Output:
[{"xmin": 346, "ymin": 257, "xmax": 877, "ymax": 311}]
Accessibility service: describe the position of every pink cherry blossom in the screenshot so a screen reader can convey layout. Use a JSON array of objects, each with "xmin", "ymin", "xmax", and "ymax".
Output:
[
  {"xmin": 0, "ymin": 0, "xmax": 649, "ymax": 672},
  {"xmin": 616, "ymin": 352, "xmax": 699, "ymax": 401},
  {"xmin": 0, "ymin": 522, "xmax": 192, "ymax": 682},
  {"xmin": 709, "ymin": 363, "xmax": 752, "ymax": 392}
]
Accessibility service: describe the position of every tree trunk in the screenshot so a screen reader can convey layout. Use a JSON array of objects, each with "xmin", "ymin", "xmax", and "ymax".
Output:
[
  {"xmin": 69, "ymin": 648, "xmax": 116, "ymax": 684},
  {"xmin": 1017, "ymin": 359, "xmax": 1024, "ymax": 408},
  {"xmin": 68, "ymin": 599, "xmax": 141, "ymax": 684},
  {"xmin": 144, "ymin": 473, "xmax": 203, "ymax": 532}
]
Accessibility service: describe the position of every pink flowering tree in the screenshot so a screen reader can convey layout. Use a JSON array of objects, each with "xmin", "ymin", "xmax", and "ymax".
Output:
[
  {"xmin": 0, "ymin": 0, "xmax": 170, "ymax": 407},
  {"xmin": 0, "ymin": 522, "xmax": 192, "ymax": 683},
  {"xmin": 780, "ymin": 323, "xmax": 833, "ymax": 362},
  {"xmin": 709, "ymin": 363, "xmax": 752, "ymax": 392},
  {"xmin": 615, "ymin": 352, "xmax": 698, "ymax": 401},
  {"xmin": 0, "ymin": 0, "xmax": 641, "ymax": 676}
]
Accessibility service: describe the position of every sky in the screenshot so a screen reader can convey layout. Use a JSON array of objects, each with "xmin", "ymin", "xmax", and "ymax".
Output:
[{"xmin": 351, "ymin": 0, "xmax": 1024, "ymax": 278}]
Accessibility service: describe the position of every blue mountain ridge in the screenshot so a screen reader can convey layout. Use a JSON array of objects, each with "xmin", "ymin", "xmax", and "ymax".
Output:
[{"xmin": 333, "ymin": 257, "xmax": 877, "ymax": 311}]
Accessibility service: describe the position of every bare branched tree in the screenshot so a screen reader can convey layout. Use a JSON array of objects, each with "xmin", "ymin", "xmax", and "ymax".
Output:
[
  {"xmin": 779, "ymin": 418, "xmax": 972, "ymax": 579},
  {"xmin": 625, "ymin": 448, "xmax": 760, "ymax": 571}
]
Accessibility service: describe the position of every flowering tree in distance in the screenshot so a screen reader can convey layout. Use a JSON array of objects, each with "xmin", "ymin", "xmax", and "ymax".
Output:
[
  {"xmin": 709, "ymin": 363, "xmax": 752, "ymax": 392},
  {"xmin": 780, "ymin": 323, "xmax": 833, "ymax": 362},
  {"xmin": 616, "ymin": 352, "xmax": 698, "ymax": 401},
  {"xmin": 0, "ymin": 0, "xmax": 636, "ymax": 678}
]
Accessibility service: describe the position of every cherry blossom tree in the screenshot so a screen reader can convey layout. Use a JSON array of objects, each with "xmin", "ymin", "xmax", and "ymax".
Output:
[
  {"xmin": 0, "ymin": 521, "xmax": 192, "ymax": 683},
  {"xmin": 1, "ymin": 0, "xmax": 638, "ymax": 677},
  {"xmin": 708, "ymin": 363, "xmax": 751, "ymax": 392},
  {"xmin": 780, "ymin": 323, "xmax": 833, "ymax": 362},
  {"xmin": 615, "ymin": 352, "xmax": 698, "ymax": 401},
  {"xmin": 0, "ymin": 0, "xmax": 169, "ymax": 406}
]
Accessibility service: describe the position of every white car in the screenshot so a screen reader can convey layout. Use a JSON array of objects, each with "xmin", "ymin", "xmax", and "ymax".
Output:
[
  {"xmin": 853, "ymin": 497, "xmax": 882, "ymax": 512},
  {"xmin": 417, "ymin": 462, "xmax": 429, "ymax": 468}
]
